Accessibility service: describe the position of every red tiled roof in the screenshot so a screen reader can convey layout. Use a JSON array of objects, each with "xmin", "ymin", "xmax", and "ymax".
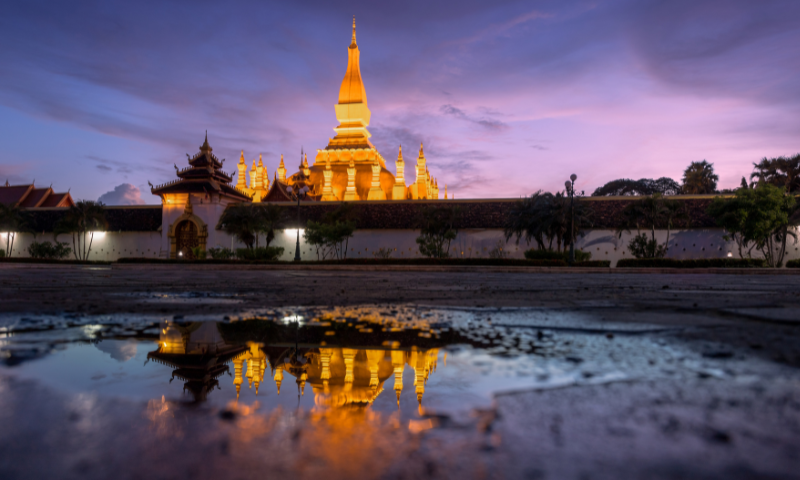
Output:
[
  {"xmin": 40, "ymin": 192, "xmax": 74, "ymax": 207},
  {"xmin": 19, "ymin": 188, "xmax": 52, "ymax": 207},
  {"xmin": 0, "ymin": 185, "xmax": 33, "ymax": 206}
]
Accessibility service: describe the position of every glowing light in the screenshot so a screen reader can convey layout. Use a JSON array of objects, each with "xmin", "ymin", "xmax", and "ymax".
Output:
[
  {"xmin": 727, "ymin": 252, "xmax": 733, "ymax": 257},
  {"xmin": 285, "ymin": 229, "xmax": 305, "ymax": 236},
  {"xmin": 178, "ymin": 252, "xmax": 183, "ymax": 257},
  {"xmin": 92, "ymin": 231, "xmax": 105, "ymax": 238}
]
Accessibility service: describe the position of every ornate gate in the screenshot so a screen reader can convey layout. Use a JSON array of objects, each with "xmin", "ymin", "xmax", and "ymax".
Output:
[{"xmin": 175, "ymin": 220, "xmax": 199, "ymax": 259}]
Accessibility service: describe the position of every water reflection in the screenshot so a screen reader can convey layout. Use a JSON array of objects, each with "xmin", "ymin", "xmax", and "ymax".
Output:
[{"xmin": 148, "ymin": 320, "xmax": 441, "ymax": 410}]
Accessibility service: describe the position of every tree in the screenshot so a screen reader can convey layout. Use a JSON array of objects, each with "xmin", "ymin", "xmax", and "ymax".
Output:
[
  {"xmin": 304, "ymin": 203, "xmax": 357, "ymax": 260},
  {"xmin": 416, "ymin": 205, "xmax": 460, "ymax": 258},
  {"xmin": 592, "ymin": 177, "xmax": 682, "ymax": 197},
  {"xmin": 707, "ymin": 183, "xmax": 798, "ymax": 267},
  {"xmin": 55, "ymin": 200, "xmax": 108, "ymax": 261},
  {"xmin": 217, "ymin": 204, "xmax": 262, "ymax": 249},
  {"xmin": 617, "ymin": 194, "xmax": 686, "ymax": 258},
  {"xmin": 504, "ymin": 190, "xmax": 593, "ymax": 252},
  {"xmin": 0, "ymin": 203, "xmax": 30, "ymax": 257},
  {"xmin": 750, "ymin": 154, "xmax": 800, "ymax": 193},
  {"xmin": 682, "ymin": 160, "xmax": 718, "ymax": 194},
  {"xmin": 256, "ymin": 204, "xmax": 285, "ymax": 247}
]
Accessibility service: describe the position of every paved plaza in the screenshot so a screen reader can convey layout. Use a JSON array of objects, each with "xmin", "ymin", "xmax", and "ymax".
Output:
[{"xmin": 0, "ymin": 264, "xmax": 798, "ymax": 480}]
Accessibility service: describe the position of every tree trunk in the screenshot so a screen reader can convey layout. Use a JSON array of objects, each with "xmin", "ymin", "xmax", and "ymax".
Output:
[{"xmin": 87, "ymin": 232, "xmax": 95, "ymax": 261}]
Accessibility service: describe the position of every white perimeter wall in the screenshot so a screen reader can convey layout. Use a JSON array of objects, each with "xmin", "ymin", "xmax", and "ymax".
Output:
[{"xmin": 4, "ymin": 227, "xmax": 800, "ymax": 266}]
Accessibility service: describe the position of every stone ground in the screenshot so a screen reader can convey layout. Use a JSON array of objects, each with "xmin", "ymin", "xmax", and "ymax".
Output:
[{"xmin": 0, "ymin": 264, "xmax": 799, "ymax": 480}]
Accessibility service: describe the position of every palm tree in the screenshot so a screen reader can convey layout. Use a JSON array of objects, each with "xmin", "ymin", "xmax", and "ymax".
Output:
[
  {"xmin": 217, "ymin": 204, "xmax": 261, "ymax": 249},
  {"xmin": 0, "ymin": 203, "xmax": 29, "ymax": 257},
  {"xmin": 56, "ymin": 201, "xmax": 108, "ymax": 260},
  {"xmin": 751, "ymin": 154, "xmax": 800, "ymax": 193},
  {"xmin": 682, "ymin": 160, "xmax": 718, "ymax": 194},
  {"xmin": 505, "ymin": 190, "xmax": 593, "ymax": 252}
]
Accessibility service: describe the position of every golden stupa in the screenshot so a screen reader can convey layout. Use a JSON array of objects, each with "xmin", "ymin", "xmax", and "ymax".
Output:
[{"xmin": 245, "ymin": 18, "xmax": 444, "ymax": 202}]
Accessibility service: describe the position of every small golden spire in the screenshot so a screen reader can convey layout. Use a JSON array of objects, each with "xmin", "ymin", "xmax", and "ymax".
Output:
[
  {"xmin": 419, "ymin": 142, "xmax": 424, "ymax": 157},
  {"xmin": 351, "ymin": 16, "xmax": 356, "ymax": 46},
  {"xmin": 239, "ymin": 150, "xmax": 245, "ymax": 164},
  {"xmin": 258, "ymin": 153, "xmax": 263, "ymax": 166}
]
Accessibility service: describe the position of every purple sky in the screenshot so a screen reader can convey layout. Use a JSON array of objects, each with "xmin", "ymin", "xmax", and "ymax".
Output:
[{"xmin": 1, "ymin": 0, "xmax": 798, "ymax": 204}]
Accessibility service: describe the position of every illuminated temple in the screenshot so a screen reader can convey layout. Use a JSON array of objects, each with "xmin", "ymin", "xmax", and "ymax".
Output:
[
  {"xmin": 236, "ymin": 18, "xmax": 447, "ymax": 202},
  {"xmin": 148, "ymin": 320, "xmax": 440, "ymax": 407}
]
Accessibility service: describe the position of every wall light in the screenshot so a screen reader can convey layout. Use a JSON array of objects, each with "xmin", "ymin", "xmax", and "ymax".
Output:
[
  {"xmin": 727, "ymin": 252, "xmax": 733, "ymax": 257},
  {"xmin": 92, "ymin": 231, "xmax": 106, "ymax": 238},
  {"xmin": 285, "ymin": 229, "xmax": 305, "ymax": 236}
]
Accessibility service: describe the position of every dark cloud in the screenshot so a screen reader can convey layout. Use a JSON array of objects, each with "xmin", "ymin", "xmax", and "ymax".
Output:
[
  {"xmin": 98, "ymin": 183, "xmax": 146, "ymax": 206},
  {"xmin": 439, "ymin": 104, "xmax": 509, "ymax": 131}
]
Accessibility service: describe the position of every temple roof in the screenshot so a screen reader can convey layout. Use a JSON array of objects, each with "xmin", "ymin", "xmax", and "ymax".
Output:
[
  {"xmin": 0, "ymin": 182, "xmax": 74, "ymax": 208},
  {"xmin": 151, "ymin": 134, "xmax": 252, "ymax": 202}
]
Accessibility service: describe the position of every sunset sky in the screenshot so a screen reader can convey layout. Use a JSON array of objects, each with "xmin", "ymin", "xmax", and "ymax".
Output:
[{"xmin": 1, "ymin": 0, "xmax": 798, "ymax": 204}]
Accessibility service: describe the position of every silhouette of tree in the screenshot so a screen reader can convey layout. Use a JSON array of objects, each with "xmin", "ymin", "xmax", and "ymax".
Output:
[{"xmin": 682, "ymin": 160, "xmax": 718, "ymax": 194}]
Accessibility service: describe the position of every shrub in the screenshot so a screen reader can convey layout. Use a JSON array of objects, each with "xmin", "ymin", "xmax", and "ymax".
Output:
[
  {"xmin": 0, "ymin": 249, "xmax": 4, "ymax": 258},
  {"xmin": 616, "ymin": 258, "xmax": 766, "ymax": 268},
  {"xmin": 191, "ymin": 246, "xmax": 207, "ymax": 260},
  {"xmin": 524, "ymin": 249, "xmax": 591, "ymax": 262},
  {"xmin": 27, "ymin": 241, "xmax": 72, "ymax": 260},
  {"xmin": 628, "ymin": 233, "xmax": 666, "ymax": 259},
  {"xmin": 786, "ymin": 259, "xmax": 800, "ymax": 268},
  {"xmin": 304, "ymin": 203, "xmax": 357, "ymax": 260},
  {"xmin": 236, "ymin": 246, "xmax": 285, "ymax": 261},
  {"xmin": 416, "ymin": 206, "xmax": 460, "ymax": 259},
  {"xmin": 208, "ymin": 247, "xmax": 235, "ymax": 260},
  {"xmin": 488, "ymin": 240, "xmax": 510, "ymax": 259},
  {"xmin": 371, "ymin": 247, "xmax": 393, "ymax": 259}
]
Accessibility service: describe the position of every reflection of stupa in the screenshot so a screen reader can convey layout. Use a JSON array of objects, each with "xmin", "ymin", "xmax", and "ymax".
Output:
[{"xmin": 148, "ymin": 319, "xmax": 441, "ymax": 408}]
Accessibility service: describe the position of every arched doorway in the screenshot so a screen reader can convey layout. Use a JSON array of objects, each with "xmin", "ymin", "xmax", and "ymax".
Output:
[{"xmin": 175, "ymin": 220, "xmax": 199, "ymax": 259}]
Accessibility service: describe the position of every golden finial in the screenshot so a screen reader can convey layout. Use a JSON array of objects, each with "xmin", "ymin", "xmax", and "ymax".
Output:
[
  {"xmin": 352, "ymin": 16, "xmax": 356, "ymax": 45},
  {"xmin": 419, "ymin": 142, "xmax": 424, "ymax": 157},
  {"xmin": 258, "ymin": 153, "xmax": 263, "ymax": 166},
  {"xmin": 279, "ymin": 154, "xmax": 285, "ymax": 167},
  {"xmin": 239, "ymin": 150, "xmax": 245, "ymax": 164}
]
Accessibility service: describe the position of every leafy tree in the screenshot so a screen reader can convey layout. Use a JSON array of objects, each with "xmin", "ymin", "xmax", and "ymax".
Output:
[
  {"xmin": 304, "ymin": 203, "xmax": 357, "ymax": 260},
  {"xmin": 750, "ymin": 154, "xmax": 800, "ymax": 193},
  {"xmin": 217, "ymin": 204, "xmax": 261, "ymax": 249},
  {"xmin": 617, "ymin": 194, "xmax": 685, "ymax": 258},
  {"xmin": 415, "ymin": 205, "xmax": 460, "ymax": 258},
  {"xmin": 0, "ymin": 203, "xmax": 30, "ymax": 257},
  {"xmin": 55, "ymin": 200, "xmax": 108, "ymax": 261},
  {"xmin": 592, "ymin": 177, "xmax": 682, "ymax": 197},
  {"xmin": 707, "ymin": 183, "xmax": 798, "ymax": 267},
  {"xmin": 682, "ymin": 160, "xmax": 718, "ymax": 194},
  {"xmin": 257, "ymin": 204, "xmax": 285, "ymax": 247},
  {"xmin": 504, "ymin": 190, "xmax": 593, "ymax": 252}
]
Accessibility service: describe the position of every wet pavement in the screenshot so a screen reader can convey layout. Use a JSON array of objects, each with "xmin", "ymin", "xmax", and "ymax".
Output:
[{"xmin": 0, "ymin": 265, "xmax": 799, "ymax": 479}]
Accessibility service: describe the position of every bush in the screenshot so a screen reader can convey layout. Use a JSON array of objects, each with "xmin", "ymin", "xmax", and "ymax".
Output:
[
  {"xmin": 524, "ymin": 249, "xmax": 591, "ymax": 262},
  {"xmin": 786, "ymin": 259, "xmax": 800, "ymax": 268},
  {"xmin": 488, "ymin": 240, "xmax": 510, "ymax": 259},
  {"xmin": 616, "ymin": 258, "xmax": 766, "ymax": 268},
  {"xmin": 371, "ymin": 247, "xmax": 393, "ymax": 259},
  {"xmin": 627, "ymin": 233, "xmax": 666, "ymax": 259},
  {"xmin": 27, "ymin": 241, "xmax": 72, "ymax": 260},
  {"xmin": 0, "ymin": 249, "xmax": 4, "ymax": 258},
  {"xmin": 208, "ymin": 247, "xmax": 235, "ymax": 260},
  {"xmin": 191, "ymin": 246, "xmax": 207, "ymax": 260},
  {"xmin": 236, "ymin": 246, "xmax": 285, "ymax": 261}
]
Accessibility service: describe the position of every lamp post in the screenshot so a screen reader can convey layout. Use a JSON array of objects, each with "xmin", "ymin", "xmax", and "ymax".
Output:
[
  {"xmin": 286, "ymin": 161, "xmax": 310, "ymax": 262},
  {"xmin": 565, "ymin": 173, "xmax": 577, "ymax": 265}
]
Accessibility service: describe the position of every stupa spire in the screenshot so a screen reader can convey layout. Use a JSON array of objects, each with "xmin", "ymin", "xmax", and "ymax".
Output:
[{"xmin": 351, "ymin": 16, "xmax": 357, "ymax": 46}]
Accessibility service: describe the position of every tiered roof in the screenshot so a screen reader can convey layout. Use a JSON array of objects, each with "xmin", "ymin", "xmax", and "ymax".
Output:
[
  {"xmin": 151, "ymin": 134, "xmax": 252, "ymax": 202},
  {"xmin": 0, "ymin": 182, "xmax": 74, "ymax": 208}
]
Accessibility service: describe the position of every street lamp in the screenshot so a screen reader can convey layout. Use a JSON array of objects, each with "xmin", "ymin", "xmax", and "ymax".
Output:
[
  {"xmin": 286, "ymin": 159, "xmax": 310, "ymax": 262},
  {"xmin": 565, "ymin": 173, "xmax": 577, "ymax": 265}
]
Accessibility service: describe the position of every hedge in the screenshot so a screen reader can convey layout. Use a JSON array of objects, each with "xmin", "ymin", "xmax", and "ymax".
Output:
[
  {"xmin": 616, "ymin": 258, "xmax": 766, "ymax": 268},
  {"xmin": 116, "ymin": 257, "xmax": 569, "ymax": 267},
  {"xmin": 572, "ymin": 260, "xmax": 611, "ymax": 268},
  {"xmin": 0, "ymin": 258, "xmax": 112, "ymax": 265},
  {"xmin": 786, "ymin": 259, "xmax": 800, "ymax": 268}
]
